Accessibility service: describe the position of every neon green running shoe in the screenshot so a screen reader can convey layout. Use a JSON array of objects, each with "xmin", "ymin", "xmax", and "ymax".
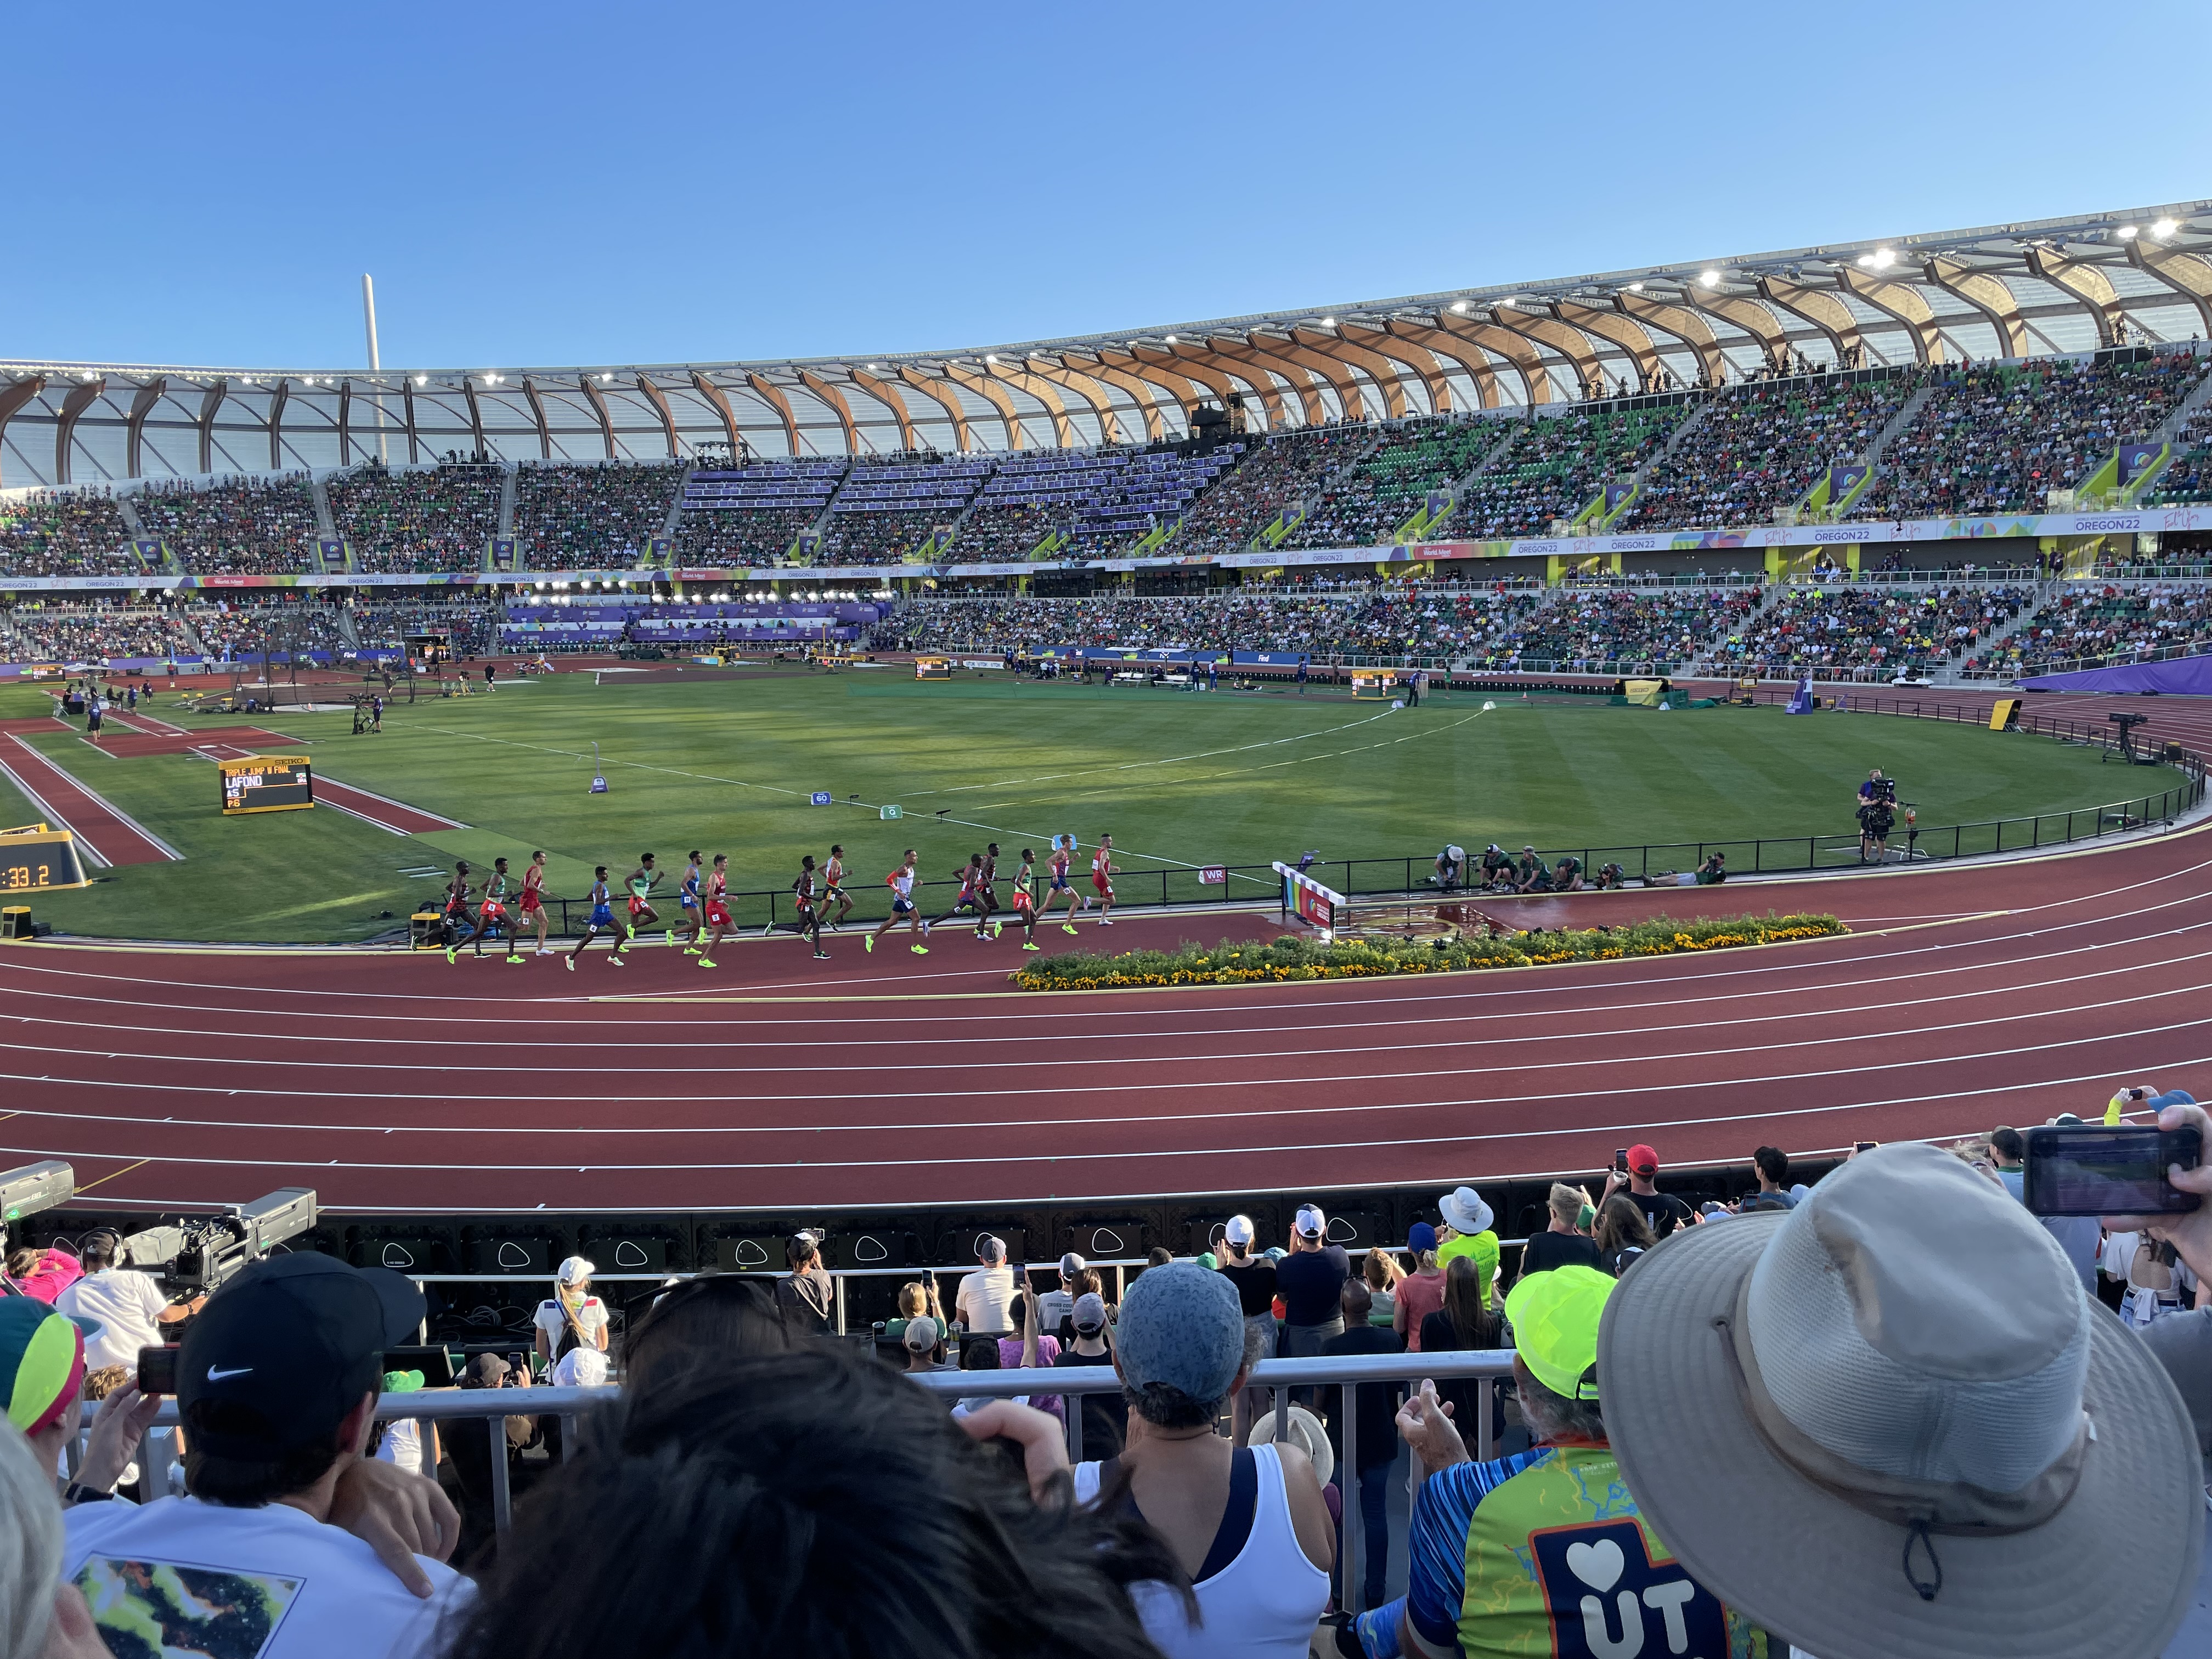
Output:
[{"xmin": 698, "ymin": 957, "xmax": 716, "ymax": 968}]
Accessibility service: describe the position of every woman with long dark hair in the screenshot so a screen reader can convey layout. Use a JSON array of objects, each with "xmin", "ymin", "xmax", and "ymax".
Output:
[{"xmin": 1593, "ymin": 1194, "xmax": 1657, "ymax": 1277}]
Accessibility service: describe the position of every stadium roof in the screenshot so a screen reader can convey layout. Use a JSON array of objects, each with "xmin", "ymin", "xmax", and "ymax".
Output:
[{"xmin": 6, "ymin": 200, "xmax": 2212, "ymax": 488}]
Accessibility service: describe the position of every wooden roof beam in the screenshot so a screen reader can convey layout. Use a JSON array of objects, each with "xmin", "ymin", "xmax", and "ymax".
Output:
[
  {"xmin": 1837, "ymin": 268, "xmax": 1944, "ymax": 364},
  {"xmin": 2025, "ymin": 246, "xmax": 2130, "ymax": 347},
  {"xmin": 1291, "ymin": 326, "xmax": 1410, "ymax": 419},
  {"xmin": 689, "ymin": 372, "xmax": 743, "ymax": 458},
  {"xmin": 1068, "ymin": 352, "xmax": 1168, "ymax": 442},
  {"xmin": 1754, "ymin": 276, "xmax": 1865, "ymax": 365},
  {"xmin": 1550, "ymin": 302, "xmax": 1660, "ymax": 390},
  {"xmin": 125, "ymin": 378, "xmax": 166, "ymax": 478},
  {"xmin": 796, "ymin": 371, "xmax": 865, "ymax": 455},
  {"xmin": 849, "ymin": 369, "xmax": 918, "ymax": 451},
  {"xmin": 1924, "ymin": 255, "xmax": 2030, "ymax": 357},
  {"xmin": 1386, "ymin": 320, "xmax": 1499, "ymax": 409},
  {"xmin": 1344, "ymin": 324, "xmax": 1450, "ymax": 415},
  {"xmin": 0, "ymin": 376, "xmax": 47, "ymax": 489},
  {"xmin": 985, "ymin": 360, "xmax": 1079, "ymax": 449},
  {"xmin": 741, "ymin": 373, "xmax": 800, "ymax": 458},
  {"xmin": 2126, "ymin": 239, "xmax": 2212, "ymax": 337},
  {"xmin": 939, "ymin": 362, "xmax": 1027, "ymax": 450},
  {"xmin": 1020, "ymin": 358, "xmax": 1124, "ymax": 447},
  {"xmin": 1434, "ymin": 314, "xmax": 1550, "ymax": 405},
  {"xmin": 897, "ymin": 368, "xmax": 975, "ymax": 452}
]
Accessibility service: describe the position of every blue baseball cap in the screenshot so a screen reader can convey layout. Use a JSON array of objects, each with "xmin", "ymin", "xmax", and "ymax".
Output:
[
  {"xmin": 1408, "ymin": 1222, "xmax": 1438, "ymax": 1254},
  {"xmin": 1114, "ymin": 1262, "xmax": 1244, "ymax": 1406}
]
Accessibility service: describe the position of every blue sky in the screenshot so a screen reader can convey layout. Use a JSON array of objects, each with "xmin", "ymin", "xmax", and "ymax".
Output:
[{"xmin": 4, "ymin": 1, "xmax": 2205, "ymax": 371}]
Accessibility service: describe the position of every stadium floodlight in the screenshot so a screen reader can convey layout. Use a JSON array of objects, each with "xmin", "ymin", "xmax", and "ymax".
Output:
[
  {"xmin": 1164, "ymin": 335, "xmax": 1177, "ymax": 344},
  {"xmin": 1699, "ymin": 270, "xmax": 1719, "ymax": 288},
  {"xmin": 1450, "ymin": 301, "xmax": 1467, "ymax": 313},
  {"xmin": 1321, "ymin": 317, "xmax": 1335, "ymax": 327},
  {"xmin": 415, "ymin": 376, "xmax": 427, "ymax": 385},
  {"xmin": 1627, "ymin": 282, "xmax": 1643, "ymax": 292},
  {"xmin": 1, "ymin": 1161, "xmax": 73, "ymax": 1224},
  {"xmin": 2117, "ymin": 224, "xmax": 2139, "ymax": 240},
  {"xmin": 2153, "ymin": 217, "xmax": 2177, "ymax": 238}
]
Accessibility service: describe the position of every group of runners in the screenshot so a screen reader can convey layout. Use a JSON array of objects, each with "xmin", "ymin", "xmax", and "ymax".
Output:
[{"xmin": 437, "ymin": 833, "xmax": 1125, "ymax": 970}]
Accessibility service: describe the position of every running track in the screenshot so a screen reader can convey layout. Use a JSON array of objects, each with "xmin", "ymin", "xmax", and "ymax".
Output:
[{"xmin": 1, "ymin": 792, "xmax": 2207, "ymax": 1214}]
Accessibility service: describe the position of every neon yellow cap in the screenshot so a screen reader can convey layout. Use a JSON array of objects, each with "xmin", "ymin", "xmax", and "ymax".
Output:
[{"xmin": 1503, "ymin": 1264, "xmax": 1614, "ymax": 1401}]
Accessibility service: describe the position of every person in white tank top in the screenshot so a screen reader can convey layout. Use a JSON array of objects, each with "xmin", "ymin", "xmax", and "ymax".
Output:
[{"xmin": 1071, "ymin": 1262, "xmax": 1333, "ymax": 1658}]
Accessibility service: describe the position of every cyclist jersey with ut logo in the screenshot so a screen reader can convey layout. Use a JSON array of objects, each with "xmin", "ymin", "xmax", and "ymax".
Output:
[{"xmin": 1402, "ymin": 1442, "xmax": 1767, "ymax": 1659}]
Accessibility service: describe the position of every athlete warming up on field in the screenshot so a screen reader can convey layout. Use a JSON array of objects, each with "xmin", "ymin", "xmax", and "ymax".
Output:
[
  {"xmin": 520, "ymin": 850, "xmax": 552, "ymax": 956},
  {"xmin": 867, "ymin": 849, "xmax": 928, "ymax": 955},
  {"xmin": 675, "ymin": 851, "xmax": 706, "ymax": 952},
  {"xmin": 821, "ymin": 844, "xmax": 854, "ymax": 930},
  {"xmin": 698, "ymin": 854, "xmax": 733, "ymax": 967},
  {"xmin": 924, "ymin": 854, "xmax": 985, "ymax": 940},
  {"xmin": 450, "ymin": 855, "xmax": 517, "ymax": 963},
  {"xmin": 568, "ymin": 868, "xmax": 623, "ymax": 970},
  {"xmin": 1006, "ymin": 849, "xmax": 1041, "ymax": 951},
  {"xmin": 1042, "ymin": 834, "xmax": 1084, "ymax": 934},
  {"xmin": 1091, "ymin": 833, "xmax": 1118, "ymax": 926},
  {"xmin": 621, "ymin": 854, "xmax": 662, "ymax": 951}
]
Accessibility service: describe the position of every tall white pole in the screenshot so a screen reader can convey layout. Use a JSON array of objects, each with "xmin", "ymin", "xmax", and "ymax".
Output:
[{"xmin": 362, "ymin": 274, "xmax": 388, "ymax": 464}]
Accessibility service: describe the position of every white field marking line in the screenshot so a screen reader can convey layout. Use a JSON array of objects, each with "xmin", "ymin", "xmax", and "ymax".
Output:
[
  {"xmin": 314, "ymin": 777, "xmax": 469, "ymax": 831},
  {"xmin": 13, "ymin": 956, "xmax": 2211, "ymax": 1091},
  {"xmin": 11, "ymin": 1004, "xmax": 2211, "ymax": 1128},
  {"xmin": 29, "ymin": 923, "xmax": 2191, "ymax": 1053},
  {"xmin": 0, "ymin": 742, "xmax": 186, "ymax": 862},
  {"xmin": 0, "ymin": 828, "xmax": 2201, "ymax": 1021},
  {"xmin": 891, "ymin": 708, "xmax": 1401, "ymax": 799},
  {"xmin": 18, "ymin": 1051, "xmax": 2212, "ymax": 1177},
  {"xmin": 316, "ymin": 798, "xmax": 414, "ymax": 837},
  {"xmin": 0, "ymin": 754, "xmax": 111, "ymax": 868},
  {"xmin": 0, "ymin": 881, "xmax": 2196, "ymax": 1034}
]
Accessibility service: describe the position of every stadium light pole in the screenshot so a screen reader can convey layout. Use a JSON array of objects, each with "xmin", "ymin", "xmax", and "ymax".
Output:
[{"xmin": 362, "ymin": 274, "xmax": 389, "ymax": 464}]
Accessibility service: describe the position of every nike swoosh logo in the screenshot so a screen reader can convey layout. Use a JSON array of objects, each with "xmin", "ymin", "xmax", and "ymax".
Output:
[{"xmin": 205, "ymin": 1366, "xmax": 253, "ymax": 1381}]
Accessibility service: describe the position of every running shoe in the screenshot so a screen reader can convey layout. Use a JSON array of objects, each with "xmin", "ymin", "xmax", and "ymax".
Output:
[
  {"xmin": 444, "ymin": 947, "xmax": 458, "ymax": 964},
  {"xmin": 535, "ymin": 949, "xmax": 554, "ymax": 957},
  {"xmin": 1022, "ymin": 941, "xmax": 1041, "ymax": 952},
  {"xmin": 1061, "ymin": 923, "xmax": 1078, "ymax": 935},
  {"xmin": 684, "ymin": 947, "xmax": 702, "ymax": 956},
  {"xmin": 665, "ymin": 929, "xmax": 677, "ymax": 946},
  {"xmin": 505, "ymin": 954, "xmax": 523, "ymax": 964},
  {"xmin": 991, "ymin": 921, "xmax": 1003, "ymax": 939},
  {"xmin": 813, "ymin": 949, "xmax": 831, "ymax": 960},
  {"xmin": 698, "ymin": 957, "xmax": 716, "ymax": 968},
  {"xmin": 564, "ymin": 957, "xmax": 574, "ymax": 973},
  {"xmin": 608, "ymin": 955, "xmax": 624, "ymax": 967},
  {"xmin": 921, "ymin": 920, "xmax": 932, "ymax": 936},
  {"xmin": 911, "ymin": 944, "xmax": 929, "ymax": 955},
  {"xmin": 864, "ymin": 935, "xmax": 874, "ymax": 953},
  {"xmin": 1099, "ymin": 918, "xmax": 1114, "ymax": 926}
]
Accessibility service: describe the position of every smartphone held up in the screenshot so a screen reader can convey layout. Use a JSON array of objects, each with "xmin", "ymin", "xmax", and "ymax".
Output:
[{"xmin": 2022, "ymin": 1123, "xmax": 2204, "ymax": 1217}]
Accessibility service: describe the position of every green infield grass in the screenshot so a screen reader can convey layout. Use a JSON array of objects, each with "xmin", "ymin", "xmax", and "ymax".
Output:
[{"xmin": 0, "ymin": 668, "xmax": 2179, "ymax": 943}]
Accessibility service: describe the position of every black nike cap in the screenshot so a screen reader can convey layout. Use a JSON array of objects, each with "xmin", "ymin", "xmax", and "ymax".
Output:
[{"xmin": 179, "ymin": 1254, "xmax": 427, "ymax": 1459}]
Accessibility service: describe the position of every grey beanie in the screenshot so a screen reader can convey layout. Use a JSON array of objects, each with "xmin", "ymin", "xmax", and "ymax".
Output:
[{"xmin": 1115, "ymin": 1262, "xmax": 1245, "ymax": 1404}]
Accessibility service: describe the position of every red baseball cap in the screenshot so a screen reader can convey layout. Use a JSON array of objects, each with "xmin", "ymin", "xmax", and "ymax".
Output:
[{"xmin": 1626, "ymin": 1143, "xmax": 1660, "ymax": 1176}]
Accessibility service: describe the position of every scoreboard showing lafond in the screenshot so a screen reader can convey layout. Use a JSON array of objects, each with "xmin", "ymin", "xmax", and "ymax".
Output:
[
  {"xmin": 0, "ymin": 823, "xmax": 88, "ymax": 892},
  {"xmin": 219, "ymin": 755, "xmax": 314, "ymax": 816}
]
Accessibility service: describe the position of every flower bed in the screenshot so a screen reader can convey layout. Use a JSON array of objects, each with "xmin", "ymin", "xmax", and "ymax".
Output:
[{"xmin": 1011, "ymin": 912, "xmax": 1849, "ymax": 991}]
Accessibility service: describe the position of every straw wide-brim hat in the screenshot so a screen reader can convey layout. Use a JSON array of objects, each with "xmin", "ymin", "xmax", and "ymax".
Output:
[
  {"xmin": 1248, "ymin": 1404, "xmax": 1333, "ymax": 1488},
  {"xmin": 1598, "ymin": 1201, "xmax": 2202, "ymax": 1659}
]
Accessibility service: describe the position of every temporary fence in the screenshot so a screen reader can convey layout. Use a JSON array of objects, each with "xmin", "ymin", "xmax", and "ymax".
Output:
[{"xmin": 87, "ymin": 1348, "xmax": 1515, "ymax": 1610}]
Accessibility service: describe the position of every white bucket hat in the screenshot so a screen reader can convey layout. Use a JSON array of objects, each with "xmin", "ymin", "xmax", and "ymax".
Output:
[
  {"xmin": 1598, "ymin": 1141, "xmax": 2201, "ymax": 1659},
  {"xmin": 1437, "ymin": 1185, "xmax": 1492, "ymax": 1235},
  {"xmin": 1248, "ymin": 1404, "xmax": 1333, "ymax": 1487}
]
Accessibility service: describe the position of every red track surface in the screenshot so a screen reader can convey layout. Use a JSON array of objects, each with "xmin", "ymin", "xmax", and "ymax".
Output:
[
  {"xmin": 313, "ymin": 777, "xmax": 469, "ymax": 835},
  {"xmin": 1, "ymin": 689, "xmax": 2207, "ymax": 1216},
  {"xmin": 0, "ymin": 733, "xmax": 178, "ymax": 867}
]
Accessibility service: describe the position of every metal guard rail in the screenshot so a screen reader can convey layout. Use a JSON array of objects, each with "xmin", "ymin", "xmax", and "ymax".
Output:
[{"xmin": 87, "ymin": 1352, "xmax": 1514, "ymax": 1612}]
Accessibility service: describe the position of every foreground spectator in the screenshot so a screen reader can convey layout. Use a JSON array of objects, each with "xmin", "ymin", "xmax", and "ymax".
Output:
[
  {"xmin": 1415, "ymin": 1257, "xmax": 1499, "ymax": 1456},
  {"xmin": 437, "ymin": 1346, "xmax": 1180, "ymax": 1658},
  {"xmin": 1606, "ymin": 1143, "xmax": 1692, "ymax": 1237},
  {"xmin": 1598, "ymin": 1141, "xmax": 2202, "ymax": 1659},
  {"xmin": 54, "ymin": 1231, "xmax": 177, "ymax": 1373},
  {"xmin": 61, "ymin": 1255, "xmax": 467, "ymax": 1653},
  {"xmin": 954, "ymin": 1235, "xmax": 1017, "ymax": 1335},
  {"xmin": 1435, "ymin": 1187, "xmax": 1498, "ymax": 1307},
  {"xmin": 0, "ymin": 1299, "xmax": 155, "ymax": 1508},
  {"xmin": 1214, "ymin": 1217, "xmax": 1277, "ymax": 1443},
  {"xmin": 1515, "ymin": 1183, "xmax": 1600, "ymax": 1278},
  {"xmin": 1321, "ymin": 1279, "xmax": 1405, "ymax": 1610},
  {"xmin": 1343, "ymin": 1265, "xmax": 1759, "ymax": 1659},
  {"xmin": 1053, "ymin": 1293, "xmax": 1125, "ymax": 1457},
  {"xmin": 1592, "ymin": 1195, "xmax": 1657, "ymax": 1277},
  {"xmin": 0, "ymin": 1419, "xmax": 108, "ymax": 1659},
  {"xmin": 1073, "ymin": 1262, "xmax": 1333, "ymax": 1656},
  {"xmin": 2107, "ymin": 1096, "xmax": 2212, "ymax": 1487},
  {"xmin": 619, "ymin": 1273, "xmax": 802, "ymax": 1398}
]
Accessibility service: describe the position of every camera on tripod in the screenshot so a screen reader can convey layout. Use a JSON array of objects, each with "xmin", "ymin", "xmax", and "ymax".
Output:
[
  {"xmin": 114, "ymin": 1188, "xmax": 319, "ymax": 1295},
  {"xmin": 1869, "ymin": 775, "xmax": 1898, "ymax": 806}
]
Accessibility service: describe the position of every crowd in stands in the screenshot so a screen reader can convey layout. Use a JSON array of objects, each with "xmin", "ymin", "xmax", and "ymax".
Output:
[
  {"xmin": 1453, "ymin": 405, "xmax": 1680, "ymax": 538},
  {"xmin": 1, "ymin": 601, "xmax": 188, "ymax": 663},
  {"xmin": 1172, "ymin": 429, "xmax": 1370, "ymax": 556},
  {"xmin": 883, "ymin": 586, "xmax": 1551, "ymax": 662},
  {"xmin": 0, "ymin": 488, "xmax": 139, "ymax": 578},
  {"xmin": 513, "ymin": 460, "xmax": 683, "ymax": 571},
  {"xmin": 675, "ymin": 505, "xmax": 816, "ymax": 565},
  {"xmin": 1973, "ymin": 583, "xmax": 2212, "ymax": 675},
  {"xmin": 1717, "ymin": 583, "xmax": 2032, "ymax": 675},
  {"xmin": 354, "ymin": 601, "xmax": 499, "ymax": 656},
  {"xmin": 2148, "ymin": 407, "xmax": 2212, "ymax": 505},
  {"xmin": 1282, "ymin": 421, "xmax": 1505, "ymax": 550},
  {"xmin": 186, "ymin": 596, "xmax": 351, "ymax": 660},
  {"xmin": 330, "ymin": 462, "xmax": 505, "ymax": 575},
  {"xmin": 1623, "ymin": 373, "xmax": 1912, "ymax": 528},
  {"xmin": 1858, "ymin": 351, "xmax": 2208, "ymax": 519},
  {"xmin": 1506, "ymin": 588, "xmax": 1764, "ymax": 670},
  {"xmin": 132, "ymin": 475, "xmax": 317, "ymax": 574},
  {"xmin": 6, "ymin": 1093, "xmax": 2205, "ymax": 1659},
  {"xmin": 820, "ymin": 509, "xmax": 940, "ymax": 565}
]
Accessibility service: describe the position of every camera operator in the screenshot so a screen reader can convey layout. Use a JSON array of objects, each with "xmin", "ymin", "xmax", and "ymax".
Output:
[{"xmin": 1855, "ymin": 769, "xmax": 1897, "ymax": 863}]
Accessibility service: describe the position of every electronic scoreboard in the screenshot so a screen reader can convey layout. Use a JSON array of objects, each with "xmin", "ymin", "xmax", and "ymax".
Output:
[
  {"xmin": 0, "ymin": 823, "xmax": 89, "ymax": 892},
  {"xmin": 219, "ymin": 755, "xmax": 314, "ymax": 816}
]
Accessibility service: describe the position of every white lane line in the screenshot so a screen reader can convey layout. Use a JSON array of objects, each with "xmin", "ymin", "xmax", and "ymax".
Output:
[{"xmin": 12, "ymin": 1051, "xmax": 2208, "ymax": 1180}]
